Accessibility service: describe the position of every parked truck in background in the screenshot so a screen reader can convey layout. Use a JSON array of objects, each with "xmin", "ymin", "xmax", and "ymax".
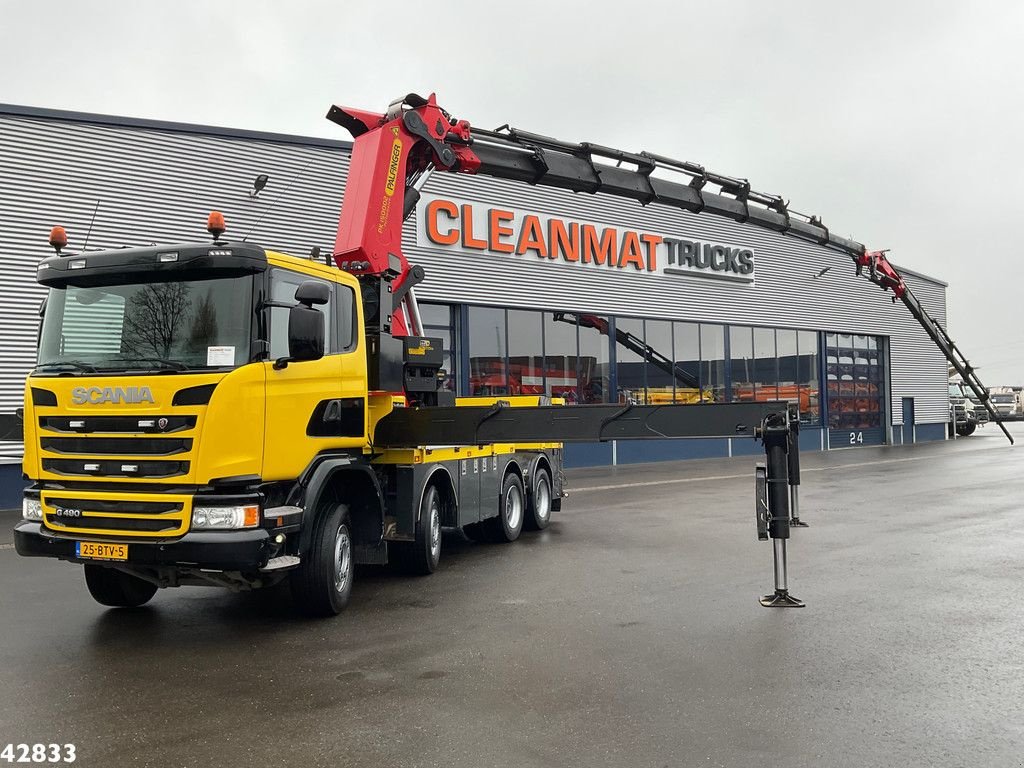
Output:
[
  {"xmin": 949, "ymin": 379, "xmax": 981, "ymax": 436},
  {"xmin": 988, "ymin": 388, "xmax": 1019, "ymax": 420}
]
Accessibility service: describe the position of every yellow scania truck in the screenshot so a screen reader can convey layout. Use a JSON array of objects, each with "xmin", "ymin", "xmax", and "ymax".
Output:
[{"xmin": 15, "ymin": 237, "xmax": 563, "ymax": 615}]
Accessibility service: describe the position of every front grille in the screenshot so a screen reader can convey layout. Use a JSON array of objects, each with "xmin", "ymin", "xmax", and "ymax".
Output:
[
  {"xmin": 40, "ymin": 437, "xmax": 192, "ymax": 456},
  {"xmin": 44, "ymin": 513, "xmax": 181, "ymax": 533},
  {"xmin": 43, "ymin": 458, "xmax": 189, "ymax": 478},
  {"xmin": 43, "ymin": 497, "xmax": 183, "ymax": 515},
  {"xmin": 41, "ymin": 493, "xmax": 190, "ymax": 538},
  {"xmin": 39, "ymin": 415, "xmax": 196, "ymax": 434}
]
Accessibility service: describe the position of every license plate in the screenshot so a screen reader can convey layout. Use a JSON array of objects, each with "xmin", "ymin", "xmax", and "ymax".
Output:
[{"xmin": 75, "ymin": 541, "xmax": 128, "ymax": 561}]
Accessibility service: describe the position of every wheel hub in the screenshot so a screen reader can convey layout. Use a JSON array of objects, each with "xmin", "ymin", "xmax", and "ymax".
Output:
[
  {"xmin": 505, "ymin": 486, "xmax": 522, "ymax": 530},
  {"xmin": 333, "ymin": 525, "xmax": 352, "ymax": 593},
  {"xmin": 536, "ymin": 478, "xmax": 551, "ymax": 521},
  {"xmin": 429, "ymin": 498, "xmax": 441, "ymax": 559}
]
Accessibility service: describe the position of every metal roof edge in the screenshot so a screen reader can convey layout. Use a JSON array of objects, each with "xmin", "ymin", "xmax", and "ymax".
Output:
[
  {"xmin": 892, "ymin": 263, "xmax": 948, "ymax": 288},
  {"xmin": 0, "ymin": 103, "xmax": 352, "ymax": 152}
]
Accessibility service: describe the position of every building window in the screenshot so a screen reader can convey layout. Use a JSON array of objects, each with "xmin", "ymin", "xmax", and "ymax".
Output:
[
  {"xmin": 613, "ymin": 318, "xmax": 696, "ymax": 405},
  {"xmin": 699, "ymin": 324, "xmax": 726, "ymax": 402},
  {"xmin": 468, "ymin": 306, "xmax": 507, "ymax": 396},
  {"xmin": 797, "ymin": 330, "xmax": 820, "ymax": 424},
  {"xmin": 729, "ymin": 326, "xmax": 754, "ymax": 403},
  {"xmin": 508, "ymin": 309, "xmax": 545, "ymax": 396},
  {"xmin": 753, "ymin": 327, "xmax": 778, "ymax": 402},
  {"xmin": 826, "ymin": 332, "xmax": 883, "ymax": 430},
  {"xmin": 643, "ymin": 319, "xmax": 678, "ymax": 403},
  {"xmin": 673, "ymin": 322, "xmax": 701, "ymax": 403},
  {"xmin": 614, "ymin": 316, "xmax": 647, "ymax": 403},
  {"xmin": 420, "ymin": 302, "xmax": 457, "ymax": 392},
  {"xmin": 544, "ymin": 311, "xmax": 579, "ymax": 401},
  {"xmin": 576, "ymin": 313, "xmax": 611, "ymax": 403}
]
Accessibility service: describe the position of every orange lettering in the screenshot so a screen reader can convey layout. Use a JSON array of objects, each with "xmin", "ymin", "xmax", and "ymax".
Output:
[
  {"xmin": 488, "ymin": 209, "xmax": 515, "ymax": 253},
  {"xmin": 582, "ymin": 225, "xmax": 617, "ymax": 266},
  {"xmin": 426, "ymin": 199, "xmax": 459, "ymax": 246},
  {"xmin": 618, "ymin": 231, "xmax": 645, "ymax": 270},
  {"xmin": 516, "ymin": 215, "xmax": 549, "ymax": 258},
  {"xmin": 640, "ymin": 234, "xmax": 662, "ymax": 271},
  {"xmin": 550, "ymin": 219, "xmax": 579, "ymax": 262},
  {"xmin": 461, "ymin": 205, "xmax": 486, "ymax": 250}
]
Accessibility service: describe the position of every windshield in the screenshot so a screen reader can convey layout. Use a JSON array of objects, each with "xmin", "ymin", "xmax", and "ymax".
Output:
[
  {"xmin": 992, "ymin": 394, "xmax": 1016, "ymax": 403},
  {"xmin": 37, "ymin": 276, "xmax": 253, "ymax": 372}
]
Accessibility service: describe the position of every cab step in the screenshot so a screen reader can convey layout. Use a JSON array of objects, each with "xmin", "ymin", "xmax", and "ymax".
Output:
[{"xmin": 260, "ymin": 555, "xmax": 301, "ymax": 572}]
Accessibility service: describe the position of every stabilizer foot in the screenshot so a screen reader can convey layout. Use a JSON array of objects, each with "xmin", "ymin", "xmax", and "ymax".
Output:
[
  {"xmin": 759, "ymin": 589, "xmax": 805, "ymax": 608},
  {"xmin": 790, "ymin": 517, "xmax": 809, "ymax": 528}
]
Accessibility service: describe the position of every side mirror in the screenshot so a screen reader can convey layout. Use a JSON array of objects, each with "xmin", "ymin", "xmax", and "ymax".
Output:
[
  {"xmin": 295, "ymin": 280, "xmax": 330, "ymax": 306},
  {"xmin": 273, "ymin": 281, "xmax": 327, "ymax": 369},
  {"xmin": 287, "ymin": 304, "xmax": 325, "ymax": 361}
]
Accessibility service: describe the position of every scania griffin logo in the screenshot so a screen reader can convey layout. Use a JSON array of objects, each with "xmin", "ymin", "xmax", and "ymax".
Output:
[{"xmin": 71, "ymin": 386, "xmax": 155, "ymax": 405}]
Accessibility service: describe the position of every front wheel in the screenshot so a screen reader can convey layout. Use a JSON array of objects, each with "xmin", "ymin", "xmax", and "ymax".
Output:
[
  {"xmin": 84, "ymin": 565, "xmax": 157, "ymax": 608},
  {"xmin": 291, "ymin": 503, "xmax": 354, "ymax": 617}
]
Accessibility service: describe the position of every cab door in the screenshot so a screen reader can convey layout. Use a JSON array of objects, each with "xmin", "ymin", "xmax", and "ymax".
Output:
[{"xmin": 263, "ymin": 267, "xmax": 367, "ymax": 482}]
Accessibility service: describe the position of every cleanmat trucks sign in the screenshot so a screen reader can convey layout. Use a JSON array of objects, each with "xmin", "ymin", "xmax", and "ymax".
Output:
[{"xmin": 416, "ymin": 193, "xmax": 755, "ymax": 284}]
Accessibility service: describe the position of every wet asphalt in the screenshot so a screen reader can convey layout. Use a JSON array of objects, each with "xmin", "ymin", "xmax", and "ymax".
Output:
[{"xmin": 1, "ymin": 425, "xmax": 1023, "ymax": 768}]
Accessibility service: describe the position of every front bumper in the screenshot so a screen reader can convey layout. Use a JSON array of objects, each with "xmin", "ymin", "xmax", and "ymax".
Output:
[{"xmin": 14, "ymin": 520, "xmax": 273, "ymax": 571}]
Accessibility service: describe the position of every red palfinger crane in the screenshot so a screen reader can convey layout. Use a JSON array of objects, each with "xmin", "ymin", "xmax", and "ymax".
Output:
[{"xmin": 327, "ymin": 92, "xmax": 1010, "ymax": 444}]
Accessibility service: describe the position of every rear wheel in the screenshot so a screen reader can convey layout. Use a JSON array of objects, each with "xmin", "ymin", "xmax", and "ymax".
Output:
[
  {"xmin": 84, "ymin": 565, "xmax": 157, "ymax": 608},
  {"xmin": 291, "ymin": 503, "xmax": 353, "ymax": 617},
  {"xmin": 393, "ymin": 484, "xmax": 443, "ymax": 574},
  {"xmin": 957, "ymin": 421, "xmax": 977, "ymax": 437},
  {"xmin": 488, "ymin": 472, "xmax": 525, "ymax": 543},
  {"xmin": 525, "ymin": 467, "xmax": 553, "ymax": 531}
]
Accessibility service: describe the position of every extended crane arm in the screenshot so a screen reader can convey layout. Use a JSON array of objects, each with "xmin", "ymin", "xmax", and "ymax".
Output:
[{"xmin": 328, "ymin": 93, "xmax": 1010, "ymax": 443}]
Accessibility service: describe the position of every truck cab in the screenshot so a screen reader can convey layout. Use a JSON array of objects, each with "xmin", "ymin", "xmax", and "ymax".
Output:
[{"xmin": 16, "ymin": 237, "xmax": 562, "ymax": 615}]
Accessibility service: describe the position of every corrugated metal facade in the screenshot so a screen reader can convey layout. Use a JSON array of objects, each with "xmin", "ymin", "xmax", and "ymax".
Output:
[{"xmin": 0, "ymin": 106, "xmax": 949, "ymax": 466}]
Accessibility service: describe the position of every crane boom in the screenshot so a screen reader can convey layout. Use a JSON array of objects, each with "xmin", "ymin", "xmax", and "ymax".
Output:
[{"xmin": 328, "ymin": 92, "xmax": 1011, "ymax": 443}]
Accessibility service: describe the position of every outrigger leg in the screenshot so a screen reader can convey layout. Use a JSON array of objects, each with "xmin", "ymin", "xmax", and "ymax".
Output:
[
  {"xmin": 757, "ymin": 412, "xmax": 805, "ymax": 608},
  {"xmin": 788, "ymin": 405, "xmax": 808, "ymax": 528}
]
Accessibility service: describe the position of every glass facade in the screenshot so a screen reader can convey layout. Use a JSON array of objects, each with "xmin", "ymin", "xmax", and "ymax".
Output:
[
  {"xmin": 467, "ymin": 306, "xmax": 507, "ymax": 395},
  {"xmin": 420, "ymin": 302, "xmax": 458, "ymax": 392},
  {"xmin": 825, "ymin": 332, "xmax": 883, "ymax": 430},
  {"xmin": 427, "ymin": 301, "xmax": 890, "ymax": 432}
]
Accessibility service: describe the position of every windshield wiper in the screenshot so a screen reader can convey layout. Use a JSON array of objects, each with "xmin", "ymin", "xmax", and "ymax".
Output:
[
  {"xmin": 35, "ymin": 360, "xmax": 98, "ymax": 373},
  {"xmin": 101, "ymin": 357, "xmax": 190, "ymax": 371}
]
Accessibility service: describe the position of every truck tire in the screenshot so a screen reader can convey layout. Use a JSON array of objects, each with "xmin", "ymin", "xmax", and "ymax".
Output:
[
  {"xmin": 957, "ymin": 421, "xmax": 977, "ymax": 437},
  {"xmin": 84, "ymin": 565, "xmax": 157, "ymax": 608},
  {"xmin": 524, "ymin": 467, "xmax": 553, "ymax": 531},
  {"xmin": 488, "ymin": 472, "xmax": 525, "ymax": 543},
  {"xmin": 392, "ymin": 484, "xmax": 442, "ymax": 575},
  {"xmin": 290, "ymin": 503, "xmax": 353, "ymax": 617}
]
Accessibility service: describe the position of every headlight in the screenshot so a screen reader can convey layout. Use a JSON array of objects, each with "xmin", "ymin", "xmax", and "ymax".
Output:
[
  {"xmin": 191, "ymin": 505, "xmax": 259, "ymax": 530},
  {"xmin": 23, "ymin": 498, "xmax": 43, "ymax": 521}
]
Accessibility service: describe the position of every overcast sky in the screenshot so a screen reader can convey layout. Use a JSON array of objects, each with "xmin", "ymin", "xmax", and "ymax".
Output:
[{"xmin": 3, "ymin": 0, "xmax": 1024, "ymax": 382}]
